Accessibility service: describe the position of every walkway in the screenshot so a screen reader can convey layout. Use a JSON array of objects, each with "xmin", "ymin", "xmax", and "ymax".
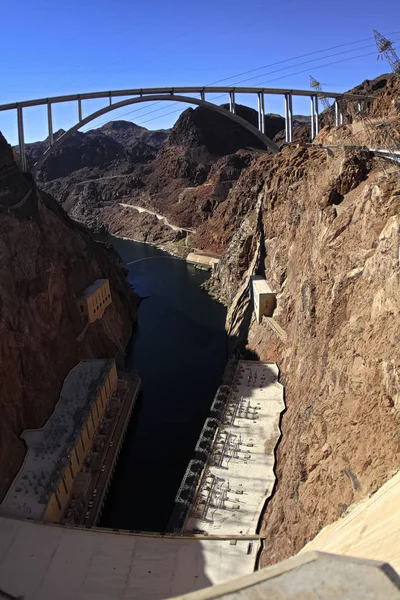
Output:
[
  {"xmin": 306, "ymin": 143, "xmax": 400, "ymax": 165},
  {"xmin": 0, "ymin": 518, "xmax": 255, "ymax": 600}
]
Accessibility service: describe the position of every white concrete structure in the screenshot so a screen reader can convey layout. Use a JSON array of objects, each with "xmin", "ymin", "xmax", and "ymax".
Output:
[
  {"xmin": 171, "ymin": 553, "xmax": 400, "ymax": 600},
  {"xmin": 186, "ymin": 253, "xmax": 220, "ymax": 271},
  {"xmin": 299, "ymin": 470, "xmax": 400, "ymax": 573},
  {"xmin": 0, "ymin": 517, "xmax": 256, "ymax": 600},
  {"xmin": 250, "ymin": 277, "xmax": 276, "ymax": 324},
  {"xmin": 184, "ymin": 361, "xmax": 284, "ymax": 536}
]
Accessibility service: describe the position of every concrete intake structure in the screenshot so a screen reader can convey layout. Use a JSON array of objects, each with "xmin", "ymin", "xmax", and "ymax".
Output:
[
  {"xmin": 186, "ymin": 253, "xmax": 220, "ymax": 272},
  {"xmin": 0, "ymin": 360, "xmax": 118, "ymax": 522},
  {"xmin": 78, "ymin": 278, "xmax": 112, "ymax": 323}
]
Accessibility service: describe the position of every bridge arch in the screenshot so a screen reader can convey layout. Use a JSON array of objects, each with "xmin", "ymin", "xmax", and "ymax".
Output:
[{"xmin": 33, "ymin": 94, "xmax": 279, "ymax": 173}]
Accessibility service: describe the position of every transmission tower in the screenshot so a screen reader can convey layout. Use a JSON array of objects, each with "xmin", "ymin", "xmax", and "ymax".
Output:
[
  {"xmin": 374, "ymin": 30, "xmax": 400, "ymax": 75},
  {"xmin": 309, "ymin": 76, "xmax": 331, "ymax": 112}
]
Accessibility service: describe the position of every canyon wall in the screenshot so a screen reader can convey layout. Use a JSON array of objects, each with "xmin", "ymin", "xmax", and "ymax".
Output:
[
  {"xmin": 0, "ymin": 133, "xmax": 138, "ymax": 501},
  {"xmin": 208, "ymin": 133, "xmax": 400, "ymax": 563}
]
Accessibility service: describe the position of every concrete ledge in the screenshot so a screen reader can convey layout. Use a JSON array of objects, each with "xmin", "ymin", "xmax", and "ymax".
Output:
[
  {"xmin": 171, "ymin": 552, "xmax": 400, "ymax": 599},
  {"xmin": 299, "ymin": 470, "xmax": 400, "ymax": 573},
  {"xmin": 263, "ymin": 316, "xmax": 287, "ymax": 343}
]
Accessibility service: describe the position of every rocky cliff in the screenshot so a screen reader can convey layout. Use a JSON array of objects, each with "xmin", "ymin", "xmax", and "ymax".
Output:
[
  {"xmin": 204, "ymin": 73, "xmax": 400, "ymax": 564},
  {"xmin": 0, "ymin": 132, "xmax": 138, "ymax": 501}
]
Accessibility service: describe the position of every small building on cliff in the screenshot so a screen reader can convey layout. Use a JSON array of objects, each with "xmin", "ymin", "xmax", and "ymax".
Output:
[
  {"xmin": 78, "ymin": 279, "xmax": 112, "ymax": 323},
  {"xmin": 0, "ymin": 359, "xmax": 117, "ymax": 522},
  {"xmin": 251, "ymin": 276, "xmax": 276, "ymax": 323}
]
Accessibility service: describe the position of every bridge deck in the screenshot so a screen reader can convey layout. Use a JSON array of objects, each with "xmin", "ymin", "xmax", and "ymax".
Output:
[{"xmin": 0, "ymin": 86, "xmax": 376, "ymax": 112}]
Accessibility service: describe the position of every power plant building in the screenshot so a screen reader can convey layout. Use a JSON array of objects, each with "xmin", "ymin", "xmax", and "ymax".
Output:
[{"xmin": 0, "ymin": 360, "xmax": 117, "ymax": 522}]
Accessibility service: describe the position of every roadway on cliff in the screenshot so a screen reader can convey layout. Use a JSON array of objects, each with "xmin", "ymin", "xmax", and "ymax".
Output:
[{"xmin": 118, "ymin": 202, "xmax": 195, "ymax": 234}]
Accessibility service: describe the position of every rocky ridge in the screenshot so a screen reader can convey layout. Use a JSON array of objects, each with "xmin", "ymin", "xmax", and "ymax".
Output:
[{"xmin": 28, "ymin": 104, "xmax": 308, "ymax": 253}]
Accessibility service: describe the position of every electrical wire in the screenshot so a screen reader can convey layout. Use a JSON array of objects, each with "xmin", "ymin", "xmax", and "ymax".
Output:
[
  {"xmin": 207, "ymin": 29, "xmax": 400, "ymax": 85},
  {"xmin": 81, "ymin": 34, "xmax": 400, "ymax": 134},
  {"xmin": 133, "ymin": 48, "xmax": 385, "ymax": 128}
]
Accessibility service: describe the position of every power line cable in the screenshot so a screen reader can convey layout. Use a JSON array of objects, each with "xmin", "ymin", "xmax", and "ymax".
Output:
[
  {"xmin": 133, "ymin": 48, "xmax": 384, "ymax": 129},
  {"xmin": 210, "ymin": 39, "xmax": 400, "ymax": 88},
  {"xmin": 80, "ymin": 37, "xmax": 400, "ymax": 134},
  {"xmin": 207, "ymin": 29, "xmax": 400, "ymax": 85}
]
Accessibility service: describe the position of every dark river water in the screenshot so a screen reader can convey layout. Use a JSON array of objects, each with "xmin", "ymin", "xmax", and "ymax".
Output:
[{"xmin": 100, "ymin": 237, "xmax": 227, "ymax": 532}]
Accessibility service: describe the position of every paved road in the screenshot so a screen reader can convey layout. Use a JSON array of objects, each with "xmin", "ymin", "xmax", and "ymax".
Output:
[{"xmin": 119, "ymin": 202, "xmax": 195, "ymax": 233}]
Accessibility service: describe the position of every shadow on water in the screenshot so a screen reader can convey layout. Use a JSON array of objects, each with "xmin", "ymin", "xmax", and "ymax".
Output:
[{"xmin": 100, "ymin": 237, "xmax": 227, "ymax": 532}]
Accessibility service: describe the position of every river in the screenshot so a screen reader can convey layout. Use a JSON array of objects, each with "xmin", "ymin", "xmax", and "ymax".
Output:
[{"xmin": 100, "ymin": 237, "xmax": 227, "ymax": 532}]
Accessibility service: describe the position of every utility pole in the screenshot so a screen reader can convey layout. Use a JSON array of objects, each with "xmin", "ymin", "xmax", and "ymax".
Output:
[
  {"xmin": 373, "ymin": 30, "xmax": 400, "ymax": 75},
  {"xmin": 310, "ymin": 76, "xmax": 331, "ymax": 112},
  {"xmin": 372, "ymin": 30, "xmax": 400, "ymax": 158},
  {"xmin": 310, "ymin": 76, "xmax": 334, "ymax": 129}
]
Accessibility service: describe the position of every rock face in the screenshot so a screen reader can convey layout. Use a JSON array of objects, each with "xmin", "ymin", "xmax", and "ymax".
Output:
[
  {"xmin": 0, "ymin": 132, "xmax": 139, "ymax": 501},
  {"xmin": 250, "ymin": 148, "xmax": 400, "ymax": 566},
  {"xmin": 29, "ymin": 121, "xmax": 170, "ymax": 182},
  {"xmin": 204, "ymin": 77, "xmax": 400, "ymax": 562}
]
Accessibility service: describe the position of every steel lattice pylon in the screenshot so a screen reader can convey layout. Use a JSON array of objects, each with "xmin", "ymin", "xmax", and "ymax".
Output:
[
  {"xmin": 309, "ymin": 76, "xmax": 331, "ymax": 112},
  {"xmin": 374, "ymin": 30, "xmax": 400, "ymax": 75}
]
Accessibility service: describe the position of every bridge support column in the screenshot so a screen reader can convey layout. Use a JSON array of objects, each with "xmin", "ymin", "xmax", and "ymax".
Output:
[
  {"xmin": 284, "ymin": 94, "xmax": 293, "ymax": 142},
  {"xmin": 258, "ymin": 93, "xmax": 265, "ymax": 133},
  {"xmin": 288, "ymin": 93, "xmax": 293, "ymax": 142},
  {"xmin": 17, "ymin": 105, "xmax": 27, "ymax": 172},
  {"xmin": 310, "ymin": 96, "xmax": 315, "ymax": 140},
  {"xmin": 200, "ymin": 90, "xmax": 205, "ymax": 101},
  {"xmin": 229, "ymin": 91, "xmax": 236, "ymax": 114},
  {"xmin": 78, "ymin": 98, "xmax": 83, "ymax": 122},
  {"xmin": 315, "ymin": 96, "xmax": 320, "ymax": 136},
  {"xmin": 335, "ymin": 99, "xmax": 340, "ymax": 127},
  {"xmin": 47, "ymin": 102, "xmax": 54, "ymax": 147}
]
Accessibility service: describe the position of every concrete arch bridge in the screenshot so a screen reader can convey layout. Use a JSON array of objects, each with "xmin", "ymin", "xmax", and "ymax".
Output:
[{"xmin": 0, "ymin": 86, "xmax": 374, "ymax": 172}]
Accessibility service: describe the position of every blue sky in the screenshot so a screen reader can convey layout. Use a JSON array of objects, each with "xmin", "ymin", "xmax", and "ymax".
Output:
[{"xmin": 1, "ymin": 0, "xmax": 399, "ymax": 144}]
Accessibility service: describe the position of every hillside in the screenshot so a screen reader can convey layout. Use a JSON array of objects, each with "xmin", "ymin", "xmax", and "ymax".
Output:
[
  {"xmin": 0, "ymin": 132, "xmax": 139, "ymax": 501},
  {"xmin": 27, "ymin": 121, "xmax": 170, "ymax": 182}
]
